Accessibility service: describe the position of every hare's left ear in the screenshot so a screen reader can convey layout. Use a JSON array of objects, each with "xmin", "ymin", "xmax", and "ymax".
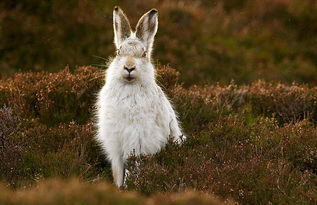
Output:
[
  {"xmin": 113, "ymin": 6, "xmax": 132, "ymax": 49},
  {"xmin": 135, "ymin": 9, "xmax": 158, "ymax": 57}
]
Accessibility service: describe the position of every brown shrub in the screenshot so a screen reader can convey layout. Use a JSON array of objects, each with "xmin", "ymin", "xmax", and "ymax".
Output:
[
  {"xmin": 0, "ymin": 178, "xmax": 236, "ymax": 205},
  {"xmin": 249, "ymin": 81, "xmax": 317, "ymax": 124},
  {"xmin": 0, "ymin": 65, "xmax": 180, "ymax": 187},
  {"xmin": 126, "ymin": 115, "xmax": 317, "ymax": 204},
  {"xmin": 0, "ymin": 66, "xmax": 104, "ymax": 125},
  {"xmin": 156, "ymin": 65, "xmax": 180, "ymax": 90},
  {"xmin": 0, "ymin": 106, "xmax": 24, "ymax": 187},
  {"xmin": 0, "ymin": 66, "xmax": 180, "ymax": 125},
  {"xmin": 171, "ymin": 81, "xmax": 317, "ymax": 124},
  {"xmin": 0, "ymin": 106, "xmax": 20, "ymax": 149},
  {"xmin": 1, "ymin": 66, "xmax": 317, "ymax": 204},
  {"xmin": 0, "ymin": 119, "xmax": 110, "ymax": 188}
]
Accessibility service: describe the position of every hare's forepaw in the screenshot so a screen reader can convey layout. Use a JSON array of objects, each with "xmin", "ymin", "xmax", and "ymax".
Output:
[{"xmin": 174, "ymin": 134, "xmax": 187, "ymax": 144}]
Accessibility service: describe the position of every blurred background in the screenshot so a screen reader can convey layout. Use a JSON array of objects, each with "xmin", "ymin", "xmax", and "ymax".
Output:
[{"xmin": 1, "ymin": 0, "xmax": 317, "ymax": 86}]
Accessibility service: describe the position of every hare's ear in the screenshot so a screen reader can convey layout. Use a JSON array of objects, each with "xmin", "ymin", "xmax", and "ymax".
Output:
[
  {"xmin": 135, "ymin": 9, "xmax": 158, "ymax": 56},
  {"xmin": 113, "ymin": 6, "xmax": 132, "ymax": 49}
]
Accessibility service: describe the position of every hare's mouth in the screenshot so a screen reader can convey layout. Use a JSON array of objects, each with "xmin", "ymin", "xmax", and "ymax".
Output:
[{"xmin": 124, "ymin": 75, "xmax": 135, "ymax": 82}]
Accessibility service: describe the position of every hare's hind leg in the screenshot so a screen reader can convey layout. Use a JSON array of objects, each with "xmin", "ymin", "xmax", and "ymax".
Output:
[{"xmin": 111, "ymin": 156, "xmax": 125, "ymax": 187}]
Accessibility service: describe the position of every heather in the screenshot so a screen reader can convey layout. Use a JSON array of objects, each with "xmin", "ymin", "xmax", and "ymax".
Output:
[
  {"xmin": 0, "ymin": 66, "xmax": 316, "ymax": 204},
  {"xmin": 1, "ymin": 0, "xmax": 317, "ymax": 203}
]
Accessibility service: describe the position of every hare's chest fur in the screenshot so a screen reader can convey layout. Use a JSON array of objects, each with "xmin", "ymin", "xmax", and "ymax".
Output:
[
  {"xmin": 97, "ymin": 6, "xmax": 185, "ymax": 187},
  {"xmin": 97, "ymin": 83, "xmax": 170, "ymax": 159}
]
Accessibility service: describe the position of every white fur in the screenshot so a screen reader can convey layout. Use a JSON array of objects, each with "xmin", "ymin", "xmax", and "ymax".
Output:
[{"xmin": 95, "ymin": 7, "xmax": 185, "ymax": 187}]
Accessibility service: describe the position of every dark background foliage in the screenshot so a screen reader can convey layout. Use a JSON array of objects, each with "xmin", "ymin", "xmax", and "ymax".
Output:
[{"xmin": 1, "ymin": 0, "xmax": 317, "ymax": 85}]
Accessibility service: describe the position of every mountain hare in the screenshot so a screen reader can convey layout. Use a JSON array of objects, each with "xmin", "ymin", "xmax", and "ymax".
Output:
[{"xmin": 96, "ymin": 6, "xmax": 186, "ymax": 187}]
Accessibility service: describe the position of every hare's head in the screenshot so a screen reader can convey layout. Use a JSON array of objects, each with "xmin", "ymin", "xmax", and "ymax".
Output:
[{"xmin": 110, "ymin": 7, "xmax": 158, "ymax": 84}]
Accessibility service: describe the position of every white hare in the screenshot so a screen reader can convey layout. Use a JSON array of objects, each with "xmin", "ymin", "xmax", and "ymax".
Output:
[{"xmin": 96, "ymin": 6, "xmax": 185, "ymax": 187}]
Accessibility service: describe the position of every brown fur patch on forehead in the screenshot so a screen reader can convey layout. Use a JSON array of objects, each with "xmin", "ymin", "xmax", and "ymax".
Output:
[{"xmin": 118, "ymin": 39, "xmax": 145, "ymax": 58}]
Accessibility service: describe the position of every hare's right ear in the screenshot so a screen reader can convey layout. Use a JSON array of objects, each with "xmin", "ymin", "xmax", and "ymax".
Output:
[
  {"xmin": 113, "ymin": 6, "xmax": 132, "ymax": 49},
  {"xmin": 135, "ymin": 9, "xmax": 158, "ymax": 57}
]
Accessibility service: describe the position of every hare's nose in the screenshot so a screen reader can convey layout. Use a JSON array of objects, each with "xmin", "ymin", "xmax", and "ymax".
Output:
[{"xmin": 124, "ymin": 66, "xmax": 135, "ymax": 73}]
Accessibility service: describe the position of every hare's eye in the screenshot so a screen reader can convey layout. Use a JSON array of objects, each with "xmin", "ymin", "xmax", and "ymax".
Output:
[
  {"xmin": 142, "ymin": 51, "xmax": 147, "ymax": 58},
  {"xmin": 116, "ymin": 49, "xmax": 120, "ymax": 56}
]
